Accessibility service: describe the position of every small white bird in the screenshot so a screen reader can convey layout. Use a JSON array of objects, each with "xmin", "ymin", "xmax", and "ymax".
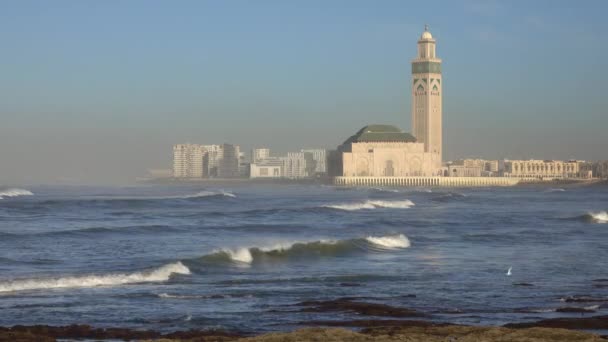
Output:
[{"xmin": 506, "ymin": 267, "xmax": 512, "ymax": 276}]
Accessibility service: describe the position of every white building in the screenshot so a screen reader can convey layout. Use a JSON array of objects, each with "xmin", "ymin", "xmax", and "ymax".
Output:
[
  {"xmin": 250, "ymin": 157, "xmax": 284, "ymax": 178},
  {"xmin": 301, "ymin": 149, "xmax": 327, "ymax": 176},
  {"xmin": 252, "ymin": 148, "xmax": 270, "ymax": 163},
  {"xmin": 202, "ymin": 144, "xmax": 223, "ymax": 178},
  {"xmin": 173, "ymin": 144, "xmax": 205, "ymax": 178},
  {"xmin": 283, "ymin": 152, "xmax": 307, "ymax": 179}
]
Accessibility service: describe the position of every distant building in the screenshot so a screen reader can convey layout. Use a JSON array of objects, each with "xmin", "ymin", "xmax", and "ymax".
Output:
[
  {"xmin": 452, "ymin": 159, "xmax": 499, "ymax": 176},
  {"xmin": 332, "ymin": 125, "xmax": 441, "ymax": 178},
  {"xmin": 252, "ymin": 148, "xmax": 270, "ymax": 163},
  {"xmin": 173, "ymin": 144, "xmax": 205, "ymax": 178},
  {"xmin": 202, "ymin": 144, "xmax": 223, "ymax": 177},
  {"xmin": 412, "ymin": 25, "xmax": 442, "ymax": 167},
  {"xmin": 447, "ymin": 165, "xmax": 482, "ymax": 177},
  {"xmin": 218, "ymin": 144, "xmax": 240, "ymax": 178},
  {"xmin": 238, "ymin": 151, "xmax": 249, "ymax": 178},
  {"xmin": 250, "ymin": 157, "xmax": 284, "ymax": 179},
  {"xmin": 301, "ymin": 149, "xmax": 327, "ymax": 176},
  {"xmin": 283, "ymin": 152, "xmax": 307, "ymax": 179},
  {"xmin": 592, "ymin": 161, "xmax": 608, "ymax": 179},
  {"xmin": 502, "ymin": 160, "xmax": 580, "ymax": 178}
]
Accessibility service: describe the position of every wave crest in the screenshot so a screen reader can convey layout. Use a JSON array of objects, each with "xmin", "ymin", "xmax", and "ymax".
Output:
[
  {"xmin": 0, "ymin": 188, "xmax": 33, "ymax": 200},
  {"xmin": 323, "ymin": 200, "xmax": 414, "ymax": 211},
  {"xmin": 0, "ymin": 262, "xmax": 190, "ymax": 293},
  {"xmin": 365, "ymin": 234, "xmax": 410, "ymax": 248},
  {"xmin": 586, "ymin": 211, "xmax": 608, "ymax": 223},
  {"xmin": 198, "ymin": 235, "xmax": 411, "ymax": 266}
]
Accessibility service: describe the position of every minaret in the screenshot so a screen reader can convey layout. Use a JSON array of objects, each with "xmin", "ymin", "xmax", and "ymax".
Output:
[{"xmin": 411, "ymin": 25, "xmax": 442, "ymax": 165}]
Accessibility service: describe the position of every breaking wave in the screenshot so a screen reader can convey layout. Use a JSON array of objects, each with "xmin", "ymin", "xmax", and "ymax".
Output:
[
  {"xmin": 106, "ymin": 190, "xmax": 236, "ymax": 200},
  {"xmin": 0, "ymin": 188, "xmax": 33, "ymax": 200},
  {"xmin": 322, "ymin": 200, "xmax": 414, "ymax": 211},
  {"xmin": 580, "ymin": 211, "xmax": 608, "ymax": 223},
  {"xmin": 365, "ymin": 234, "xmax": 410, "ymax": 248},
  {"xmin": 0, "ymin": 262, "xmax": 190, "ymax": 293},
  {"xmin": 197, "ymin": 234, "xmax": 411, "ymax": 266}
]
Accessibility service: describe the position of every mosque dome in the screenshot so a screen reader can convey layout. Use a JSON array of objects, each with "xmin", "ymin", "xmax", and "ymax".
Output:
[{"xmin": 421, "ymin": 30, "xmax": 433, "ymax": 40}]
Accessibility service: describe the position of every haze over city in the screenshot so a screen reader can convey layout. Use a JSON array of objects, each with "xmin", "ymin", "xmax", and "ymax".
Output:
[{"xmin": 1, "ymin": 0, "xmax": 606, "ymax": 184}]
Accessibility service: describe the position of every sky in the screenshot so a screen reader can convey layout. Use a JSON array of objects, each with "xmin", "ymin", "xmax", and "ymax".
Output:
[{"xmin": 1, "ymin": 0, "xmax": 607, "ymax": 184}]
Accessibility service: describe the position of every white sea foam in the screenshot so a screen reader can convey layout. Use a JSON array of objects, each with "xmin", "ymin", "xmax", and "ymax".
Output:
[
  {"xmin": 0, "ymin": 262, "xmax": 190, "ymax": 293},
  {"xmin": 323, "ymin": 199, "xmax": 414, "ymax": 211},
  {"xmin": 589, "ymin": 211, "xmax": 608, "ymax": 223},
  {"xmin": 0, "ymin": 188, "xmax": 33, "ymax": 200},
  {"xmin": 158, "ymin": 293, "xmax": 208, "ymax": 299},
  {"xmin": 365, "ymin": 234, "xmax": 411, "ymax": 248},
  {"xmin": 546, "ymin": 188, "xmax": 566, "ymax": 192},
  {"xmin": 182, "ymin": 190, "xmax": 236, "ymax": 199}
]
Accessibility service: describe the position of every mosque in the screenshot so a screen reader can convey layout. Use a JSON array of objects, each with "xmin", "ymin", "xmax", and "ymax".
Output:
[{"xmin": 330, "ymin": 26, "xmax": 443, "ymax": 178}]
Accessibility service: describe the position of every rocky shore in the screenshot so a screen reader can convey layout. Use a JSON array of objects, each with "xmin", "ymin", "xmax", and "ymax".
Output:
[
  {"xmin": 1, "ymin": 323, "xmax": 607, "ymax": 342},
  {"xmin": 2, "ymin": 298, "xmax": 607, "ymax": 341}
]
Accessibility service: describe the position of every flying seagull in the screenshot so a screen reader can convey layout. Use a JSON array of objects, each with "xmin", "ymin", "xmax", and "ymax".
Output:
[{"xmin": 506, "ymin": 267, "xmax": 512, "ymax": 276}]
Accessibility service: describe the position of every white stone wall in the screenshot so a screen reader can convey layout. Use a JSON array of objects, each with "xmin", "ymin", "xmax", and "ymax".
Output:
[{"xmin": 341, "ymin": 142, "xmax": 441, "ymax": 177}]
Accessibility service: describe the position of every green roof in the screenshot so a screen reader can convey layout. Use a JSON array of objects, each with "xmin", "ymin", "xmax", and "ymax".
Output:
[{"xmin": 343, "ymin": 125, "xmax": 417, "ymax": 144}]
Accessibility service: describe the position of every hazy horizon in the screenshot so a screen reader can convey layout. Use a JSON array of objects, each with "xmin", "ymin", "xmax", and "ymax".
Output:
[{"xmin": 1, "ymin": 0, "xmax": 607, "ymax": 185}]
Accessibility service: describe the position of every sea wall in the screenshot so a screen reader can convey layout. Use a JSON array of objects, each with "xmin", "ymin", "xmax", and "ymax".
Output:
[{"xmin": 333, "ymin": 176, "xmax": 520, "ymax": 187}]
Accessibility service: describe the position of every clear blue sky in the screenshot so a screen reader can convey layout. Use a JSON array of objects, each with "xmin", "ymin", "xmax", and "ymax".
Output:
[{"xmin": 1, "ymin": 0, "xmax": 607, "ymax": 183}]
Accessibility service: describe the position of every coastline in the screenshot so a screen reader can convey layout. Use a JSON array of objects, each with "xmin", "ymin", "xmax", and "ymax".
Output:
[
  {"xmin": 3, "ymin": 299, "xmax": 607, "ymax": 341},
  {"xmin": 2, "ymin": 319, "xmax": 607, "ymax": 341}
]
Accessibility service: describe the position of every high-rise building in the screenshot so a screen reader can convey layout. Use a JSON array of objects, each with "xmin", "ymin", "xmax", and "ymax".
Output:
[
  {"xmin": 218, "ymin": 143, "xmax": 240, "ymax": 178},
  {"xmin": 412, "ymin": 25, "xmax": 442, "ymax": 167},
  {"xmin": 202, "ymin": 144, "xmax": 223, "ymax": 178},
  {"xmin": 173, "ymin": 144, "xmax": 205, "ymax": 178},
  {"xmin": 252, "ymin": 148, "xmax": 270, "ymax": 163},
  {"xmin": 283, "ymin": 152, "xmax": 307, "ymax": 179},
  {"xmin": 301, "ymin": 149, "xmax": 327, "ymax": 176}
]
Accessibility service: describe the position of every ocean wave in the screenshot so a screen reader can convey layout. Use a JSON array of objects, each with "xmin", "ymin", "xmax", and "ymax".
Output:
[
  {"xmin": 0, "ymin": 262, "xmax": 190, "ymax": 293},
  {"xmin": 0, "ymin": 188, "xmax": 33, "ymax": 200},
  {"xmin": 571, "ymin": 211, "xmax": 608, "ymax": 223},
  {"xmin": 197, "ymin": 234, "xmax": 411, "ymax": 266},
  {"xmin": 158, "ymin": 292, "xmax": 253, "ymax": 300},
  {"xmin": 431, "ymin": 192, "xmax": 466, "ymax": 202},
  {"xmin": 365, "ymin": 234, "xmax": 410, "ymax": 248},
  {"xmin": 545, "ymin": 188, "xmax": 566, "ymax": 193},
  {"xmin": 586, "ymin": 211, "xmax": 608, "ymax": 223},
  {"xmin": 322, "ymin": 199, "xmax": 414, "ymax": 211}
]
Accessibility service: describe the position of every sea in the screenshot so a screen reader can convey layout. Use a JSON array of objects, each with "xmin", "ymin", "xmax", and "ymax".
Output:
[{"xmin": 0, "ymin": 184, "xmax": 607, "ymax": 334}]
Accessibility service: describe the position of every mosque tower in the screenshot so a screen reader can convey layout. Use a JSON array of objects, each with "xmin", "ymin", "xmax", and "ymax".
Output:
[{"xmin": 411, "ymin": 25, "xmax": 442, "ymax": 165}]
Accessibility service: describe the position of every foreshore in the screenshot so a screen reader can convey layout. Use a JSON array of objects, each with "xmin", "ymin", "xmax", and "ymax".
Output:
[
  {"xmin": 3, "ymin": 298, "xmax": 607, "ymax": 341},
  {"xmin": 2, "ymin": 319, "xmax": 607, "ymax": 341}
]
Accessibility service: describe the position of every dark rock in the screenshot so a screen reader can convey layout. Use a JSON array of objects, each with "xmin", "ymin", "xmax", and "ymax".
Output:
[
  {"xmin": 513, "ymin": 282, "xmax": 534, "ymax": 287},
  {"xmin": 561, "ymin": 296, "xmax": 608, "ymax": 303},
  {"xmin": 296, "ymin": 298, "xmax": 426, "ymax": 317},
  {"xmin": 301, "ymin": 319, "xmax": 446, "ymax": 328},
  {"xmin": 0, "ymin": 325, "xmax": 243, "ymax": 341},
  {"xmin": 504, "ymin": 315, "xmax": 608, "ymax": 330},
  {"xmin": 556, "ymin": 307, "xmax": 597, "ymax": 313}
]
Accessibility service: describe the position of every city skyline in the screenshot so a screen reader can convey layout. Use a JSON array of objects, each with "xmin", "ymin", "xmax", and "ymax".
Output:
[{"xmin": 1, "ymin": 0, "xmax": 607, "ymax": 184}]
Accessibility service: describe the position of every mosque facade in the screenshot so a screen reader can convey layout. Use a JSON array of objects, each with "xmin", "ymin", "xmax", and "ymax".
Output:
[{"xmin": 331, "ymin": 26, "xmax": 443, "ymax": 178}]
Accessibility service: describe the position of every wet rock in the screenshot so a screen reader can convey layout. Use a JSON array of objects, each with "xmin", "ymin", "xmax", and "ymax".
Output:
[
  {"xmin": 513, "ymin": 282, "xmax": 534, "ymax": 287},
  {"xmin": 296, "ymin": 298, "xmax": 426, "ymax": 317},
  {"xmin": 300, "ymin": 319, "xmax": 445, "ymax": 328},
  {"xmin": 562, "ymin": 296, "xmax": 608, "ymax": 303},
  {"xmin": 556, "ymin": 306, "xmax": 597, "ymax": 313},
  {"xmin": 504, "ymin": 315, "xmax": 608, "ymax": 330},
  {"xmin": 0, "ymin": 325, "xmax": 243, "ymax": 341}
]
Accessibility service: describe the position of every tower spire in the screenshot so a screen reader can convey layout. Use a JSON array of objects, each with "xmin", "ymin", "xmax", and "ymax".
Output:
[{"xmin": 424, "ymin": 24, "xmax": 429, "ymax": 32}]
